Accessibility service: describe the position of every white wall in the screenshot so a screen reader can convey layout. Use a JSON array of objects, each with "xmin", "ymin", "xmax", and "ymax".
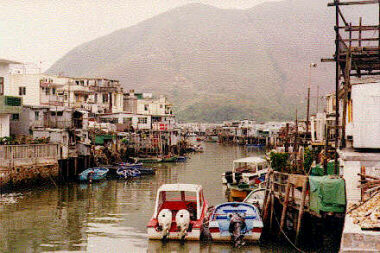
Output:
[
  {"xmin": 0, "ymin": 63, "xmax": 10, "ymax": 95},
  {"xmin": 0, "ymin": 114, "xmax": 10, "ymax": 137},
  {"xmin": 136, "ymin": 97, "xmax": 171, "ymax": 116},
  {"xmin": 8, "ymin": 74, "xmax": 41, "ymax": 106}
]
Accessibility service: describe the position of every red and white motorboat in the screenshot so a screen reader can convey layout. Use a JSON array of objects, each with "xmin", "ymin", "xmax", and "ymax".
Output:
[{"xmin": 147, "ymin": 184, "xmax": 209, "ymax": 240}]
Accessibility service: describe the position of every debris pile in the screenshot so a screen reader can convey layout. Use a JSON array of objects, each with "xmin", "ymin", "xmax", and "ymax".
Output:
[{"xmin": 349, "ymin": 192, "xmax": 380, "ymax": 230}]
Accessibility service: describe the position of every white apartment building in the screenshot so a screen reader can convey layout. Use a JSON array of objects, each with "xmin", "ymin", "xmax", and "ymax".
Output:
[
  {"xmin": 0, "ymin": 59, "xmax": 24, "ymax": 137},
  {"xmin": 136, "ymin": 95, "xmax": 173, "ymax": 116}
]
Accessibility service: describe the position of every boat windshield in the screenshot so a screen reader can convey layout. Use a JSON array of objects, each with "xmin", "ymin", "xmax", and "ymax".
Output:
[
  {"xmin": 156, "ymin": 191, "xmax": 199, "ymax": 220},
  {"xmin": 161, "ymin": 191, "xmax": 197, "ymax": 202}
]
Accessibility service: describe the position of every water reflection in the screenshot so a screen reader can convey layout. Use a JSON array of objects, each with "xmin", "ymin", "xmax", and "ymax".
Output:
[{"xmin": 0, "ymin": 143, "xmax": 292, "ymax": 252}]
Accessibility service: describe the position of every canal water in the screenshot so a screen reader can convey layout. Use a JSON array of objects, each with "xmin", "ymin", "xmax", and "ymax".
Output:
[{"xmin": 0, "ymin": 143, "xmax": 300, "ymax": 252}]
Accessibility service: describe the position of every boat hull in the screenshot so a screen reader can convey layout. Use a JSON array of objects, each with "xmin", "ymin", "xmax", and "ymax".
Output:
[
  {"xmin": 228, "ymin": 187, "xmax": 250, "ymax": 202},
  {"xmin": 210, "ymin": 232, "xmax": 261, "ymax": 242},
  {"xmin": 208, "ymin": 202, "xmax": 263, "ymax": 242},
  {"xmin": 79, "ymin": 168, "xmax": 108, "ymax": 182}
]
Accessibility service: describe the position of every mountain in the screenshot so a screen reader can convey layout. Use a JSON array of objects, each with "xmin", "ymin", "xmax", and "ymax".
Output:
[{"xmin": 47, "ymin": 0, "xmax": 375, "ymax": 122}]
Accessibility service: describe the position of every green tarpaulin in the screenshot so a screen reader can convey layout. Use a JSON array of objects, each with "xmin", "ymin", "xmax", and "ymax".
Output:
[
  {"xmin": 95, "ymin": 135, "xmax": 115, "ymax": 145},
  {"xmin": 311, "ymin": 161, "xmax": 339, "ymax": 176},
  {"xmin": 309, "ymin": 176, "xmax": 346, "ymax": 214}
]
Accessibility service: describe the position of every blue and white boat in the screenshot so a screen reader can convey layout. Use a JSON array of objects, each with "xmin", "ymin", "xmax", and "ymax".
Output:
[
  {"xmin": 137, "ymin": 167, "xmax": 156, "ymax": 175},
  {"xmin": 176, "ymin": 156, "xmax": 187, "ymax": 162},
  {"xmin": 116, "ymin": 167, "xmax": 141, "ymax": 179},
  {"xmin": 208, "ymin": 202, "xmax": 263, "ymax": 243},
  {"xmin": 79, "ymin": 167, "xmax": 109, "ymax": 182}
]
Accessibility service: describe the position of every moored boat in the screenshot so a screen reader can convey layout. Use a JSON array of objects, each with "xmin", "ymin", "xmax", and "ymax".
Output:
[
  {"xmin": 176, "ymin": 156, "xmax": 187, "ymax": 162},
  {"xmin": 208, "ymin": 202, "xmax": 263, "ymax": 245},
  {"xmin": 243, "ymin": 188, "xmax": 266, "ymax": 211},
  {"xmin": 116, "ymin": 167, "xmax": 141, "ymax": 179},
  {"xmin": 222, "ymin": 157, "xmax": 269, "ymax": 185},
  {"xmin": 147, "ymin": 184, "xmax": 209, "ymax": 241},
  {"xmin": 134, "ymin": 157, "xmax": 163, "ymax": 163},
  {"xmin": 79, "ymin": 167, "xmax": 109, "ymax": 182},
  {"xmin": 137, "ymin": 167, "xmax": 156, "ymax": 175},
  {"xmin": 161, "ymin": 156, "xmax": 178, "ymax": 163},
  {"xmin": 222, "ymin": 157, "xmax": 268, "ymax": 202}
]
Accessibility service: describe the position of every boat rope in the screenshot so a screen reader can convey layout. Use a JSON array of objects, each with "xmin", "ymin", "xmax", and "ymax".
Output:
[{"xmin": 273, "ymin": 207, "xmax": 306, "ymax": 253}]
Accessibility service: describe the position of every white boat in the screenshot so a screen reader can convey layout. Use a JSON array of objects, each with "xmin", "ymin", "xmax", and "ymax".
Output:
[
  {"xmin": 243, "ymin": 188, "xmax": 266, "ymax": 211},
  {"xmin": 222, "ymin": 157, "xmax": 269, "ymax": 185},
  {"xmin": 147, "ymin": 184, "xmax": 209, "ymax": 241}
]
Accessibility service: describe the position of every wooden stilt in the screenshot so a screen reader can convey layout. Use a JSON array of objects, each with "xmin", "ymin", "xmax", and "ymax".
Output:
[
  {"xmin": 296, "ymin": 179, "xmax": 308, "ymax": 245},
  {"xmin": 263, "ymin": 171, "xmax": 273, "ymax": 223},
  {"xmin": 74, "ymin": 157, "xmax": 78, "ymax": 176},
  {"xmin": 66, "ymin": 159, "xmax": 69, "ymax": 179},
  {"xmin": 279, "ymin": 181, "xmax": 291, "ymax": 236},
  {"xmin": 269, "ymin": 172, "xmax": 275, "ymax": 230},
  {"xmin": 270, "ymin": 192, "xmax": 274, "ymax": 230}
]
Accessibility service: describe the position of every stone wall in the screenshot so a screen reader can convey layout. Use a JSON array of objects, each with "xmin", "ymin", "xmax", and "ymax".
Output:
[
  {"xmin": 0, "ymin": 163, "xmax": 59, "ymax": 189},
  {"xmin": 340, "ymin": 216, "xmax": 380, "ymax": 252}
]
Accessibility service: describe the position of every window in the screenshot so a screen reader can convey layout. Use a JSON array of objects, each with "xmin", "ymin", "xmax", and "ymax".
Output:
[
  {"xmin": 52, "ymin": 88, "xmax": 56, "ymax": 95},
  {"xmin": 144, "ymin": 104, "xmax": 149, "ymax": 111},
  {"xmin": 138, "ymin": 117, "xmax": 147, "ymax": 124},
  {"xmin": 160, "ymin": 104, "xmax": 163, "ymax": 109},
  {"xmin": 45, "ymin": 88, "xmax": 50, "ymax": 95},
  {"xmin": 0, "ymin": 77, "xmax": 4, "ymax": 95},
  {"xmin": 94, "ymin": 93, "xmax": 98, "ymax": 103},
  {"xmin": 57, "ymin": 111, "xmax": 63, "ymax": 116},
  {"xmin": 11, "ymin": 114, "xmax": 19, "ymax": 121},
  {"xmin": 35, "ymin": 111, "xmax": 39, "ymax": 121},
  {"xmin": 19, "ymin": 86, "xmax": 26, "ymax": 95},
  {"xmin": 103, "ymin": 94, "xmax": 108, "ymax": 103},
  {"xmin": 123, "ymin": 118, "xmax": 132, "ymax": 124}
]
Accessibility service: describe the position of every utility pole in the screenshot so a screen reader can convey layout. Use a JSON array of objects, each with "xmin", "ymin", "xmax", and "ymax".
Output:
[
  {"xmin": 306, "ymin": 63, "xmax": 317, "ymax": 135},
  {"xmin": 316, "ymin": 84, "xmax": 319, "ymax": 114}
]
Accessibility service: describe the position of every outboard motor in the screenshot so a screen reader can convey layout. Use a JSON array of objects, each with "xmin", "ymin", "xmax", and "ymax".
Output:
[
  {"xmin": 176, "ymin": 209, "xmax": 190, "ymax": 240},
  {"xmin": 88, "ymin": 171, "xmax": 95, "ymax": 183},
  {"xmin": 225, "ymin": 171, "xmax": 233, "ymax": 184},
  {"xmin": 228, "ymin": 213, "xmax": 247, "ymax": 248},
  {"xmin": 157, "ymin": 209, "xmax": 172, "ymax": 240},
  {"xmin": 234, "ymin": 172, "xmax": 242, "ymax": 184}
]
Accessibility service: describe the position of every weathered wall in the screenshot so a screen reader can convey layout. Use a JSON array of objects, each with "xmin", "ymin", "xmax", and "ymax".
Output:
[
  {"xmin": 0, "ymin": 114, "xmax": 10, "ymax": 137},
  {"xmin": 0, "ymin": 163, "xmax": 59, "ymax": 189}
]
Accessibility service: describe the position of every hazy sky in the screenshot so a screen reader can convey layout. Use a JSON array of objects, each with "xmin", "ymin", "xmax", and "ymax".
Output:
[{"xmin": 0, "ymin": 0, "xmax": 276, "ymax": 71}]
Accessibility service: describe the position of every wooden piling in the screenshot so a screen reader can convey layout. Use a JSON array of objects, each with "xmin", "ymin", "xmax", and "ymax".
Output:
[
  {"xmin": 74, "ymin": 157, "xmax": 78, "ymax": 176},
  {"xmin": 263, "ymin": 171, "xmax": 274, "ymax": 223},
  {"xmin": 279, "ymin": 181, "xmax": 291, "ymax": 236},
  {"xmin": 295, "ymin": 179, "xmax": 308, "ymax": 245}
]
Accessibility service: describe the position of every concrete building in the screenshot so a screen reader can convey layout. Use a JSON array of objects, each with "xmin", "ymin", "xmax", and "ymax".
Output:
[
  {"xmin": 99, "ymin": 113, "xmax": 152, "ymax": 131},
  {"xmin": 0, "ymin": 59, "xmax": 24, "ymax": 137}
]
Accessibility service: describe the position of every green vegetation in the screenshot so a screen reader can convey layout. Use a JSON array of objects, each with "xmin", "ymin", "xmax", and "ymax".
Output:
[{"xmin": 269, "ymin": 152, "xmax": 289, "ymax": 172}]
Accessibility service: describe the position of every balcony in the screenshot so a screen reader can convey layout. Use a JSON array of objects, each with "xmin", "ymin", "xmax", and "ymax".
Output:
[{"xmin": 0, "ymin": 95, "xmax": 22, "ymax": 114}]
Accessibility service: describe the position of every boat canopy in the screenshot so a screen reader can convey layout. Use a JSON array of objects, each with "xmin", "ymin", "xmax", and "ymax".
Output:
[
  {"xmin": 154, "ymin": 184, "xmax": 205, "ymax": 219},
  {"xmin": 157, "ymin": 184, "xmax": 203, "ymax": 193},
  {"xmin": 233, "ymin": 157, "xmax": 267, "ymax": 164}
]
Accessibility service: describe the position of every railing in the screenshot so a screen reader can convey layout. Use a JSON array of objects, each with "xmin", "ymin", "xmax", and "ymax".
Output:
[{"xmin": 0, "ymin": 144, "xmax": 59, "ymax": 167}]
